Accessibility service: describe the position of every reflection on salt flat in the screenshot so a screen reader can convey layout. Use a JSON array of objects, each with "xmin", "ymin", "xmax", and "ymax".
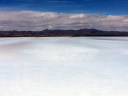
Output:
[{"xmin": 0, "ymin": 37, "xmax": 128, "ymax": 96}]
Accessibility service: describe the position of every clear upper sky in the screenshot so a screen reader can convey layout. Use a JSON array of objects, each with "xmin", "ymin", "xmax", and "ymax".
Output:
[{"xmin": 0, "ymin": 0, "xmax": 128, "ymax": 15}]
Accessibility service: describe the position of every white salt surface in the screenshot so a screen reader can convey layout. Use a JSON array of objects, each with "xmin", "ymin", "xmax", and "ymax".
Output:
[{"xmin": 0, "ymin": 37, "xmax": 128, "ymax": 96}]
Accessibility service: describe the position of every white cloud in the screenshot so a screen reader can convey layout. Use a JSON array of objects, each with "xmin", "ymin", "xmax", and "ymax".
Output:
[{"xmin": 0, "ymin": 11, "xmax": 128, "ymax": 31}]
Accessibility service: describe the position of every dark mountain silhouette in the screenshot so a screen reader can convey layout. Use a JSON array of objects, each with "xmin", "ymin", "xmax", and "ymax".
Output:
[{"xmin": 0, "ymin": 28, "xmax": 128, "ymax": 37}]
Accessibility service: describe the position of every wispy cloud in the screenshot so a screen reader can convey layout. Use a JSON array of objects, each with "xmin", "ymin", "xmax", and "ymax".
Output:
[{"xmin": 0, "ymin": 11, "xmax": 128, "ymax": 31}]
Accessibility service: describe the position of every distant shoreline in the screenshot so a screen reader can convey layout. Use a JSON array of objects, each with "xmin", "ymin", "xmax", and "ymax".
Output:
[
  {"xmin": 0, "ymin": 35, "xmax": 128, "ymax": 37},
  {"xmin": 0, "ymin": 28, "xmax": 128, "ymax": 37}
]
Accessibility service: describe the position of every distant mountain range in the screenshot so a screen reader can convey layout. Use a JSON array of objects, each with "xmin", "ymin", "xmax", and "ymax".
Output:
[{"xmin": 0, "ymin": 28, "xmax": 128, "ymax": 37}]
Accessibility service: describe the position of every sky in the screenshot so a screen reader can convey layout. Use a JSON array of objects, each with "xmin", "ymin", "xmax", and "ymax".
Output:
[
  {"xmin": 0, "ymin": 0, "xmax": 128, "ymax": 15},
  {"xmin": 0, "ymin": 0, "xmax": 128, "ymax": 31}
]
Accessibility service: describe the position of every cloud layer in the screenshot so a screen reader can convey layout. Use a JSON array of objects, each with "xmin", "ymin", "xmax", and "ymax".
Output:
[{"xmin": 0, "ymin": 11, "xmax": 128, "ymax": 31}]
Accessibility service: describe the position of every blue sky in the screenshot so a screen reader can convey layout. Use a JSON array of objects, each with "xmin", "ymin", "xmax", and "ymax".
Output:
[
  {"xmin": 0, "ymin": 0, "xmax": 128, "ymax": 31},
  {"xmin": 0, "ymin": 0, "xmax": 128, "ymax": 15}
]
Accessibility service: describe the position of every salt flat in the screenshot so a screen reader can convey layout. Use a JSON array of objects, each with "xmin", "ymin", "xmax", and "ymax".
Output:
[{"xmin": 0, "ymin": 37, "xmax": 128, "ymax": 96}]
